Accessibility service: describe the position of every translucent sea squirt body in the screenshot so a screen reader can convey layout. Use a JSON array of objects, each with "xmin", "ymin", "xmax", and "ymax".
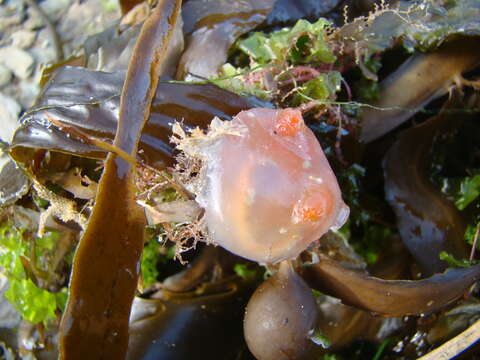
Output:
[{"xmin": 191, "ymin": 108, "xmax": 349, "ymax": 263}]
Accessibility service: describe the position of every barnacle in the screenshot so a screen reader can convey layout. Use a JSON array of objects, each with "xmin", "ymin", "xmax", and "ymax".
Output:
[{"xmin": 175, "ymin": 108, "xmax": 349, "ymax": 263}]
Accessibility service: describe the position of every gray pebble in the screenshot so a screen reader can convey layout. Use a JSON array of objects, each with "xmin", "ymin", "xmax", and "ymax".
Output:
[
  {"xmin": 0, "ymin": 46, "xmax": 35, "ymax": 80},
  {"xmin": 0, "ymin": 92, "xmax": 21, "ymax": 143},
  {"xmin": 18, "ymin": 79, "xmax": 39, "ymax": 108},
  {"xmin": 23, "ymin": 7, "xmax": 45, "ymax": 30},
  {"xmin": 0, "ymin": 0, "xmax": 24, "ymax": 17},
  {"xmin": 0, "ymin": 12, "xmax": 22, "ymax": 31},
  {"xmin": 11, "ymin": 29, "xmax": 37, "ymax": 49},
  {"xmin": 40, "ymin": 0, "xmax": 73, "ymax": 18},
  {"xmin": 29, "ymin": 30, "xmax": 57, "ymax": 65},
  {"xmin": 0, "ymin": 64, "xmax": 12, "ymax": 88}
]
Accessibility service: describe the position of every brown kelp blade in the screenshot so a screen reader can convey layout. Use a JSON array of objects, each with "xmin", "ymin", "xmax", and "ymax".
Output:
[
  {"xmin": 59, "ymin": 1, "xmax": 182, "ymax": 359},
  {"xmin": 360, "ymin": 38, "xmax": 480, "ymax": 143},
  {"xmin": 119, "ymin": 0, "xmax": 145, "ymax": 16},
  {"xmin": 383, "ymin": 97, "xmax": 469, "ymax": 275},
  {"xmin": 177, "ymin": 0, "xmax": 275, "ymax": 80},
  {"xmin": 127, "ymin": 278, "xmax": 254, "ymax": 360},
  {"xmin": 178, "ymin": 0, "xmax": 344, "ymax": 81},
  {"xmin": 265, "ymin": 0, "xmax": 340, "ymax": 25},
  {"xmin": 301, "ymin": 254, "xmax": 480, "ymax": 317},
  {"xmin": 11, "ymin": 67, "xmax": 268, "ymax": 170}
]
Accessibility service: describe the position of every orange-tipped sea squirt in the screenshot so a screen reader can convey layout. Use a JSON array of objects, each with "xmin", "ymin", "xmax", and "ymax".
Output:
[{"xmin": 173, "ymin": 108, "xmax": 349, "ymax": 263}]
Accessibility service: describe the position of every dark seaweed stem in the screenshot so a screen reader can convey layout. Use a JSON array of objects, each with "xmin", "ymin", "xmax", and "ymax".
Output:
[
  {"xmin": 300, "ymin": 254, "xmax": 480, "ymax": 317},
  {"xmin": 58, "ymin": 1, "xmax": 182, "ymax": 360}
]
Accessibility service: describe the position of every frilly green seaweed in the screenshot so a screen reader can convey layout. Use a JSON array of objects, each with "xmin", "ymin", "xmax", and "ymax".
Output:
[{"xmin": 336, "ymin": 0, "xmax": 480, "ymax": 60}]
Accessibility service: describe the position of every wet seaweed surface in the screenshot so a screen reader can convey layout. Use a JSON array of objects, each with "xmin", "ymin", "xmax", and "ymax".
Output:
[{"xmin": 1, "ymin": 0, "xmax": 480, "ymax": 359}]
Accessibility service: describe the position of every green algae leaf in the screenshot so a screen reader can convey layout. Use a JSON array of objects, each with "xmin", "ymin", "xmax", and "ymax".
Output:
[
  {"xmin": 0, "ymin": 225, "xmax": 26, "ymax": 255},
  {"xmin": 464, "ymin": 223, "xmax": 480, "ymax": 249},
  {"xmin": 140, "ymin": 234, "xmax": 176, "ymax": 287},
  {"xmin": 0, "ymin": 254, "xmax": 25, "ymax": 281},
  {"xmin": 36, "ymin": 231, "xmax": 58, "ymax": 251},
  {"xmin": 5, "ymin": 278, "xmax": 57, "ymax": 324},
  {"xmin": 407, "ymin": 0, "xmax": 480, "ymax": 51},
  {"xmin": 55, "ymin": 287, "xmax": 68, "ymax": 313},
  {"xmin": 355, "ymin": 78, "xmax": 380, "ymax": 102},
  {"xmin": 322, "ymin": 355, "xmax": 342, "ymax": 360},
  {"xmin": 287, "ymin": 19, "xmax": 336, "ymax": 64},
  {"xmin": 212, "ymin": 18, "xmax": 340, "ymax": 103},
  {"xmin": 238, "ymin": 32, "xmax": 277, "ymax": 64},
  {"xmin": 0, "ymin": 225, "xmax": 27, "ymax": 280},
  {"xmin": 455, "ymin": 174, "xmax": 480, "ymax": 210},
  {"xmin": 212, "ymin": 63, "xmax": 273, "ymax": 100},
  {"xmin": 0, "ymin": 224, "xmax": 66, "ymax": 324},
  {"xmin": 141, "ymin": 237, "xmax": 161, "ymax": 287},
  {"xmin": 336, "ymin": 163, "xmax": 392, "ymax": 265},
  {"xmin": 337, "ymin": 0, "xmax": 480, "ymax": 60},
  {"xmin": 309, "ymin": 328, "xmax": 331, "ymax": 349},
  {"xmin": 0, "ymin": 226, "xmax": 60, "ymax": 279},
  {"xmin": 357, "ymin": 224, "xmax": 392, "ymax": 265},
  {"xmin": 295, "ymin": 71, "xmax": 342, "ymax": 103},
  {"xmin": 233, "ymin": 263, "xmax": 259, "ymax": 280},
  {"xmin": 439, "ymin": 251, "xmax": 474, "ymax": 268},
  {"xmin": 238, "ymin": 18, "xmax": 335, "ymax": 65}
]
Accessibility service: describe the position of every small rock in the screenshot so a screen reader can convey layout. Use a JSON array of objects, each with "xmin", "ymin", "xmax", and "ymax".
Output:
[
  {"xmin": 18, "ymin": 79, "xmax": 39, "ymax": 108},
  {"xmin": 0, "ymin": 12, "xmax": 22, "ymax": 31},
  {"xmin": 0, "ymin": 6, "xmax": 13, "ymax": 17},
  {"xmin": 58, "ymin": 0, "xmax": 119, "ymax": 48},
  {"xmin": 2, "ymin": 0, "xmax": 25, "ymax": 12},
  {"xmin": 0, "ymin": 0, "xmax": 25, "ymax": 17},
  {"xmin": 39, "ymin": 0, "xmax": 73, "ymax": 18},
  {"xmin": 11, "ymin": 29, "xmax": 37, "ymax": 49},
  {"xmin": 23, "ymin": 7, "xmax": 44, "ymax": 30},
  {"xmin": 0, "ymin": 46, "xmax": 34, "ymax": 80},
  {"xmin": 0, "ymin": 64, "xmax": 12, "ymax": 88},
  {"xmin": 0, "ymin": 92, "xmax": 21, "ymax": 143},
  {"xmin": 30, "ymin": 29, "xmax": 57, "ymax": 65}
]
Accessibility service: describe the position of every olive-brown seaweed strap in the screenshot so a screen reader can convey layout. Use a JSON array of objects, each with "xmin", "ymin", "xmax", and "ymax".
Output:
[
  {"xmin": 383, "ymin": 97, "xmax": 469, "ymax": 275},
  {"xmin": 301, "ymin": 254, "xmax": 480, "ymax": 317},
  {"xmin": 58, "ymin": 1, "xmax": 182, "ymax": 359},
  {"xmin": 360, "ymin": 38, "xmax": 480, "ymax": 143}
]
